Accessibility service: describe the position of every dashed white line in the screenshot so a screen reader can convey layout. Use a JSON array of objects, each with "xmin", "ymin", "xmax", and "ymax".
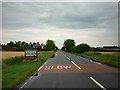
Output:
[
  {"xmin": 67, "ymin": 57, "xmax": 70, "ymax": 60},
  {"xmin": 64, "ymin": 55, "xmax": 81, "ymax": 69},
  {"xmin": 71, "ymin": 61, "xmax": 81, "ymax": 70},
  {"xmin": 64, "ymin": 55, "xmax": 67, "ymax": 58},
  {"xmin": 89, "ymin": 77, "xmax": 107, "ymax": 90},
  {"xmin": 64, "ymin": 55, "xmax": 71, "ymax": 61}
]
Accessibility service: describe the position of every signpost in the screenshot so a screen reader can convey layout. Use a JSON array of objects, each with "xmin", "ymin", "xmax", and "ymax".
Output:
[
  {"xmin": 25, "ymin": 49, "xmax": 38, "ymax": 58},
  {"xmin": 23, "ymin": 49, "xmax": 38, "ymax": 62}
]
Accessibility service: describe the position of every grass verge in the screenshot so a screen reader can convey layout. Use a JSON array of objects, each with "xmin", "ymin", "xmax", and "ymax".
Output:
[
  {"xmin": 2, "ymin": 51, "xmax": 55, "ymax": 88},
  {"xmin": 67, "ymin": 51, "xmax": 120, "ymax": 68}
]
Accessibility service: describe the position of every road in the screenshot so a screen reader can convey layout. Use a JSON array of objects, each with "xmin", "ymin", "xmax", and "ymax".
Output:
[{"xmin": 20, "ymin": 51, "xmax": 119, "ymax": 89}]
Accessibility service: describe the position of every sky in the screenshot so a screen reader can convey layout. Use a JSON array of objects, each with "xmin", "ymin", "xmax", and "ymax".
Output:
[{"xmin": 2, "ymin": 1, "xmax": 118, "ymax": 48}]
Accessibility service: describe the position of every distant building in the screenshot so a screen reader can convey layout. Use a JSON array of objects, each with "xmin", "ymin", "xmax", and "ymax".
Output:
[
  {"xmin": 33, "ymin": 42, "xmax": 41, "ymax": 48},
  {"xmin": 103, "ymin": 46, "xmax": 120, "ymax": 51},
  {"xmin": 41, "ymin": 43, "xmax": 45, "ymax": 50},
  {"xmin": 90, "ymin": 46, "xmax": 120, "ymax": 51},
  {"xmin": 33, "ymin": 42, "xmax": 45, "ymax": 50}
]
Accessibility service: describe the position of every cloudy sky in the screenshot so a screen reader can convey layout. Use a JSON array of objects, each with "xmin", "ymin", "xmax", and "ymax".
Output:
[{"xmin": 2, "ymin": 2, "xmax": 118, "ymax": 48}]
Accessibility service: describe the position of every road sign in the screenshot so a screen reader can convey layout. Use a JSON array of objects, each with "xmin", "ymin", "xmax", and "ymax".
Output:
[{"xmin": 25, "ymin": 49, "xmax": 38, "ymax": 58}]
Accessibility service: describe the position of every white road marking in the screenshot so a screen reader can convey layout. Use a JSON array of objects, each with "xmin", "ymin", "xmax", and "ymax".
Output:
[
  {"xmin": 44, "ymin": 66, "xmax": 51, "ymax": 70},
  {"xmin": 64, "ymin": 55, "xmax": 71, "ymax": 61},
  {"xmin": 20, "ymin": 60, "xmax": 47, "ymax": 88},
  {"xmin": 44, "ymin": 65, "xmax": 71, "ymax": 70},
  {"xmin": 71, "ymin": 61, "xmax": 81, "ymax": 69},
  {"xmin": 38, "ymin": 62, "xmax": 46, "ymax": 71},
  {"xmin": 51, "ymin": 66, "xmax": 55, "ymax": 69},
  {"xmin": 89, "ymin": 77, "xmax": 107, "ymax": 90},
  {"xmin": 90, "ymin": 60, "xmax": 102, "ymax": 64},
  {"xmin": 20, "ymin": 76, "xmax": 34, "ymax": 88},
  {"xmin": 63, "ymin": 65, "xmax": 71, "ymax": 69},
  {"xmin": 38, "ymin": 65, "xmax": 44, "ymax": 71},
  {"xmin": 57, "ymin": 66, "xmax": 63, "ymax": 69},
  {"xmin": 64, "ymin": 55, "xmax": 67, "ymax": 58},
  {"xmin": 55, "ymin": 53, "xmax": 57, "ymax": 56},
  {"xmin": 67, "ymin": 57, "xmax": 70, "ymax": 60},
  {"xmin": 20, "ymin": 82, "xmax": 27, "ymax": 88}
]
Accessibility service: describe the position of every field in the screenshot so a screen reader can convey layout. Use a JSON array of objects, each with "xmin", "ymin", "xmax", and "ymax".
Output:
[
  {"xmin": 0, "ymin": 51, "xmax": 24, "ymax": 60},
  {"xmin": 100, "ymin": 52, "xmax": 116, "ymax": 54},
  {"xmin": 0, "ymin": 51, "xmax": 55, "ymax": 60},
  {"xmin": 69, "ymin": 51, "xmax": 120, "ymax": 68},
  {"xmin": 2, "ymin": 51, "xmax": 55, "ymax": 88}
]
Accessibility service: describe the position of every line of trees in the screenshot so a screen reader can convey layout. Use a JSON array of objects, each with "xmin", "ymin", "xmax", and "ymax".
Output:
[
  {"xmin": 2, "ymin": 40, "xmax": 58, "ymax": 51},
  {"xmin": 62, "ymin": 39, "xmax": 90, "ymax": 53}
]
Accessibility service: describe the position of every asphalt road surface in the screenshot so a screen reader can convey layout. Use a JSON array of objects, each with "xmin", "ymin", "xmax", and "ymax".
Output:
[{"xmin": 20, "ymin": 51, "xmax": 119, "ymax": 89}]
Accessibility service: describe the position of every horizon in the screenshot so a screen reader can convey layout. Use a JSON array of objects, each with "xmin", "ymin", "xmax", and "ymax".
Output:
[{"xmin": 1, "ymin": 40, "xmax": 119, "ymax": 49}]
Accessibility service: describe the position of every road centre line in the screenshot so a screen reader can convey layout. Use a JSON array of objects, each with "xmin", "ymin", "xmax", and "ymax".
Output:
[
  {"xmin": 89, "ymin": 77, "xmax": 107, "ymax": 90},
  {"xmin": 64, "ymin": 55, "xmax": 67, "ymax": 58},
  {"xmin": 71, "ymin": 61, "xmax": 81, "ymax": 70},
  {"xmin": 67, "ymin": 57, "xmax": 70, "ymax": 60},
  {"xmin": 64, "ymin": 55, "xmax": 71, "ymax": 61}
]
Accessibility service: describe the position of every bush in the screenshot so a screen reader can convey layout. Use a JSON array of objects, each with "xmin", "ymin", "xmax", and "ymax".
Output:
[
  {"xmin": 76, "ymin": 43, "xmax": 90, "ymax": 53},
  {"xmin": 70, "ymin": 46, "xmax": 77, "ymax": 52},
  {"xmin": 93, "ymin": 52, "xmax": 101, "ymax": 55},
  {"xmin": 51, "ymin": 54, "xmax": 55, "ymax": 58},
  {"xmin": 25, "ymin": 57, "xmax": 36, "ymax": 60}
]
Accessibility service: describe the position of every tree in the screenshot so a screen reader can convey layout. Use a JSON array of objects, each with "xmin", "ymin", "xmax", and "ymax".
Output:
[
  {"xmin": 55, "ymin": 46, "xmax": 59, "ymax": 50},
  {"xmin": 29, "ymin": 42, "xmax": 33, "ymax": 48},
  {"xmin": 76, "ymin": 43, "xmax": 90, "ymax": 53},
  {"xmin": 63, "ymin": 39, "xmax": 75, "ymax": 52},
  {"xmin": 61, "ymin": 46, "xmax": 66, "ymax": 51},
  {"xmin": 14, "ymin": 41, "xmax": 21, "ymax": 50},
  {"xmin": 45, "ymin": 40, "xmax": 56, "ymax": 51},
  {"xmin": 7, "ymin": 41, "xmax": 15, "ymax": 47},
  {"xmin": 70, "ymin": 46, "xmax": 77, "ymax": 52}
]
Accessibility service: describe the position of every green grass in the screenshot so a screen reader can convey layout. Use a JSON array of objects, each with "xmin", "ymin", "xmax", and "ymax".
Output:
[
  {"xmin": 2, "ymin": 51, "xmax": 55, "ymax": 88},
  {"xmin": 68, "ymin": 51, "xmax": 120, "ymax": 68},
  {"xmin": 3, "ymin": 56, "xmax": 24, "ymax": 69},
  {"xmin": 90, "ymin": 52, "xmax": 120, "ymax": 68}
]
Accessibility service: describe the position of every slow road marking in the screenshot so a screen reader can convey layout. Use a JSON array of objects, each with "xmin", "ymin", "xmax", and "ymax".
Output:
[
  {"xmin": 44, "ymin": 65, "xmax": 71, "ymax": 70},
  {"xmin": 71, "ymin": 61, "xmax": 81, "ymax": 70},
  {"xmin": 89, "ymin": 77, "xmax": 107, "ymax": 90}
]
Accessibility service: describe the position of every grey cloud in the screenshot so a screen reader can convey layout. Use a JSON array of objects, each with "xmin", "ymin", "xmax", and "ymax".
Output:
[
  {"xmin": 2, "ymin": 2, "xmax": 118, "ymax": 30},
  {"xmin": 2, "ymin": 2, "xmax": 118, "ymax": 47},
  {"xmin": 37, "ymin": 2, "xmax": 117, "ymax": 30}
]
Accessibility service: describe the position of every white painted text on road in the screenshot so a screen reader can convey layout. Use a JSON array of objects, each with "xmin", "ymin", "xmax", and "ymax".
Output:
[{"xmin": 44, "ymin": 65, "xmax": 71, "ymax": 70}]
